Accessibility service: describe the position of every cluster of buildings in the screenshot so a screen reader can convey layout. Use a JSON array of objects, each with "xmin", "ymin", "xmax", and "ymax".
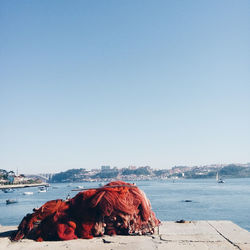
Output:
[
  {"xmin": 0, "ymin": 169, "xmax": 42, "ymax": 185},
  {"xmin": 2, "ymin": 163, "xmax": 250, "ymax": 184}
]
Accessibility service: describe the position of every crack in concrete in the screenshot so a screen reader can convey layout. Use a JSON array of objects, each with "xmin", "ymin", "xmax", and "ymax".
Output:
[
  {"xmin": 208, "ymin": 222, "xmax": 241, "ymax": 250},
  {"xmin": 159, "ymin": 235, "xmax": 222, "ymax": 243}
]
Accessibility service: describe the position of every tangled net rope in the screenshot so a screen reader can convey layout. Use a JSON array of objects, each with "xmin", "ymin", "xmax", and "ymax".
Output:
[{"xmin": 11, "ymin": 181, "xmax": 160, "ymax": 241}]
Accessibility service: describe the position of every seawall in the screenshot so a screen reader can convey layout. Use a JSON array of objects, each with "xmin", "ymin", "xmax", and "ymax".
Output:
[
  {"xmin": 0, "ymin": 183, "xmax": 49, "ymax": 190},
  {"xmin": 0, "ymin": 221, "xmax": 250, "ymax": 249}
]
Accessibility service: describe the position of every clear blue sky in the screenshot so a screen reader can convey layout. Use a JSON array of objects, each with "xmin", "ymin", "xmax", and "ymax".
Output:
[{"xmin": 0, "ymin": 0, "xmax": 249, "ymax": 174}]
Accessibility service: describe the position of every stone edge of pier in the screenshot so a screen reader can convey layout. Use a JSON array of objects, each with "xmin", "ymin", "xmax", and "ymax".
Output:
[{"xmin": 0, "ymin": 221, "xmax": 250, "ymax": 249}]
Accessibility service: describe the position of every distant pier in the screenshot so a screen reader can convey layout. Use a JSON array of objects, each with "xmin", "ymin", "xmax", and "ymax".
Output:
[{"xmin": 0, "ymin": 183, "xmax": 49, "ymax": 190}]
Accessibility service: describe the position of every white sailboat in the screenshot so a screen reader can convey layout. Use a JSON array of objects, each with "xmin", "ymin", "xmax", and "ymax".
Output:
[{"xmin": 216, "ymin": 172, "xmax": 225, "ymax": 183}]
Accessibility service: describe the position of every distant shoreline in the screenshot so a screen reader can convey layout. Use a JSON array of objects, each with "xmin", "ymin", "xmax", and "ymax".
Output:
[{"xmin": 47, "ymin": 176, "xmax": 250, "ymax": 184}]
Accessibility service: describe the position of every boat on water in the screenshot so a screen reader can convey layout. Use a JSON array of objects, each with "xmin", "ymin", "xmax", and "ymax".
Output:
[
  {"xmin": 216, "ymin": 172, "xmax": 225, "ymax": 183},
  {"xmin": 218, "ymin": 179, "xmax": 225, "ymax": 183},
  {"xmin": 66, "ymin": 194, "xmax": 70, "ymax": 200},
  {"xmin": 23, "ymin": 191, "xmax": 34, "ymax": 195},
  {"xmin": 6, "ymin": 199, "xmax": 18, "ymax": 205},
  {"xmin": 38, "ymin": 187, "xmax": 47, "ymax": 193},
  {"xmin": 2, "ymin": 188, "xmax": 14, "ymax": 193}
]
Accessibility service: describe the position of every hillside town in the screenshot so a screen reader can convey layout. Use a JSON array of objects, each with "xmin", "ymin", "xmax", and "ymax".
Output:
[
  {"xmin": 49, "ymin": 163, "xmax": 250, "ymax": 182},
  {"xmin": 1, "ymin": 163, "xmax": 250, "ymax": 184}
]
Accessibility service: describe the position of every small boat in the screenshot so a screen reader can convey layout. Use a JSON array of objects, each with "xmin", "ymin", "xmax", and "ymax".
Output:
[
  {"xmin": 218, "ymin": 178, "xmax": 225, "ymax": 183},
  {"xmin": 23, "ymin": 191, "xmax": 34, "ymax": 195},
  {"xmin": 76, "ymin": 186, "xmax": 84, "ymax": 189},
  {"xmin": 38, "ymin": 187, "xmax": 47, "ymax": 193},
  {"xmin": 216, "ymin": 172, "xmax": 225, "ymax": 183},
  {"xmin": 3, "ymin": 188, "xmax": 14, "ymax": 193},
  {"xmin": 6, "ymin": 199, "xmax": 18, "ymax": 205}
]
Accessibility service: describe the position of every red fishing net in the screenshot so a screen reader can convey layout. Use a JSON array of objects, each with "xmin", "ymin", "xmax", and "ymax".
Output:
[{"xmin": 11, "ymin": 181, "xmax": 160, "ymax": 241}]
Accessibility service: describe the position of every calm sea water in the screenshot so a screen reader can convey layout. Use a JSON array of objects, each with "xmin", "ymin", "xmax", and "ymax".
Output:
[{"xmin": 0, "ymin": 178, "xmax": 250, "ymax": 231}]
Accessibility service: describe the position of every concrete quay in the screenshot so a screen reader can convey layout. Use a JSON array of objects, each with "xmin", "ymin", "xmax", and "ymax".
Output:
[
  {"xmin": 0, "ymin": 183, "xmax": 49, "ymax": 190},
  {"xmin": 0, "ymin": 221, "xmax": 249, "ymax": 250}
]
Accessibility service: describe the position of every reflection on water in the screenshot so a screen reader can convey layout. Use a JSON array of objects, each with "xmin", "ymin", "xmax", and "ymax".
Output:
[{"xmin": 0, "ymin": 178, "xmax": 250, "ymax": 231}]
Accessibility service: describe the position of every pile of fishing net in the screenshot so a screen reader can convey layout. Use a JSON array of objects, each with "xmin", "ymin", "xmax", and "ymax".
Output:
[{"xmin": 12, "ymin": 181, "xmax": 160, "ymax": 241}]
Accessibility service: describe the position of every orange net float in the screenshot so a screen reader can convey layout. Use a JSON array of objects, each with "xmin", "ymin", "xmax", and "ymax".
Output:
[{"xmin": 11, "ymin": 181, "xmax": 160, "ymax": 241}]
